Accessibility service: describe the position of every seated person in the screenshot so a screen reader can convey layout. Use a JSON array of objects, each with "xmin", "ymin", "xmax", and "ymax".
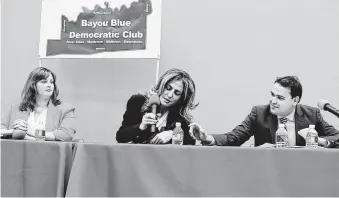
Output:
[
  {"xmin": 189, "ymin": 76, "xmax": 339, "ymax": 147},
  {"xmin": 1, "ymin": 67, "xmax": 76, "ymax": 141},
  {"xmin": 116, "ymin": 68, "xmax": 203, "ymax": 145}
]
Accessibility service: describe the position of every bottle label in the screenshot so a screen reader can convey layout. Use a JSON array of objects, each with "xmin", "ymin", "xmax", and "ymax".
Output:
[
  {"xmin": 276, "ymin": 135, "xmax": 285, "ymax": 142},
  {"xmin": 276, "ymin": 134, "xmax": 288, "ymax": 147},
  {"xmin": 35, "ymin": 130, "xmax": 46, "ymax": 141},
  {"xmin": 172, "ymin": 127, "xmax": 184, "ymax": 145}
]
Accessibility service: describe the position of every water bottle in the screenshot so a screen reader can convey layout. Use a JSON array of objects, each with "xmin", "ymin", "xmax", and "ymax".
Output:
[
  {"xmin": 35, "ymin": 121, "xmax": 46, "ymax": 141},
  {"xmin": 276, "ymin": 124, "xmax": 288, "ymax": 148},
  {"xmin": 172, "ymin": 122, "xmax": 184, "ymax": 145},
  {"xmin": 306, "ymin": 125, "xmax": 318, "ymax": 148}
]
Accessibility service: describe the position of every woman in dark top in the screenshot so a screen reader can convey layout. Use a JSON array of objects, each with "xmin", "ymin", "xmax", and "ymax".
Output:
[{"xmin": 116, "ymin": 68, "xmax": 204, "ymax": 145}]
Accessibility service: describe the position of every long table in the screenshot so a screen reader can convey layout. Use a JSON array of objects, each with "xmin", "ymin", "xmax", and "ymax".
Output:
[
  {"xmin": 1, "ymin": 140, "xmax": 74, "ymax": 197},
  {"xmin": 65, "ymin": 143, "xmax": 339, "ymax": 197}
]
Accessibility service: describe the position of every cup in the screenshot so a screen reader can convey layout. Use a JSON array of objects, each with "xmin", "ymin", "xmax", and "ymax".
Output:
[{"xmin": 35, "ymin": 129, "xmax": 46, "ymax": 141}]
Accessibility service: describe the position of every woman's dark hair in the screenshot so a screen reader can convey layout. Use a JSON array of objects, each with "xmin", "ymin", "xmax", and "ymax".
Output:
[{"xmin": 19, "ymin": 67, "xmax": 61, "ymax": 111}]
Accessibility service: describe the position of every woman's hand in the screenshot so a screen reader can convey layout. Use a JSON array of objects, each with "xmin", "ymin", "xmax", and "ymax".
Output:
[
  {"xmin": 150, "ymin": 130, "xmax": 173, "ymax": 144},
  {"xmin": 139, "ymin": 113, "xmax": 157, "ymax": 131},
  {"xmin": 12, "ymin": 119, "xmax": 37, "ymax": 137},
  {"xmin": 12, "ymin": 119, "xmax": 28, "ymax": 132}
]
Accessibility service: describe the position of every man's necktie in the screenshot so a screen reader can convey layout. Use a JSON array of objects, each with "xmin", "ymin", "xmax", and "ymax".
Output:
[{"xmin": 279, "ymin": 117, "xmax": 296, "ymax": 146}]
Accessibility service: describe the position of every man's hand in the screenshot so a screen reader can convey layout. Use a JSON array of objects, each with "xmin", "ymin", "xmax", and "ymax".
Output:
[
  {"xmin": 188, "ymin": 122, "xmax": 208, "ymax": 141},
  {"xmin": 297, "ymin": 128, "xmax": 328, "ymax": 147},
  {"xmin": 150, "ymin": 130, "xmax": 173, "ymax": 144}
]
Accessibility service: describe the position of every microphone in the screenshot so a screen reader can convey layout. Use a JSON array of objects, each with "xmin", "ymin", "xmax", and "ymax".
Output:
[
  {"xmin": 12, "ymin": 130, "xmax": 26, "ymax": 140},
  {"xmin": 317, "ymin": 99, "xmax": 339, "ymax": 118},
  {"xmin": 149, "ymin": 94, "xmax": 160, "ymax": 132}
]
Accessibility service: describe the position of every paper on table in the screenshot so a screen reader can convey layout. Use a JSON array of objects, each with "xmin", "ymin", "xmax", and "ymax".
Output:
[{"xmin": 257, "ymin": 143, "xmax": 276, "ymax": 148}]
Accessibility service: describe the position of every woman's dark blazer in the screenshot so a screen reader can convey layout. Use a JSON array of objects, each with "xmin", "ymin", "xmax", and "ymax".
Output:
[{"xmin": 116, "ymin": 94, "xmax": 196, "ymax": 145}]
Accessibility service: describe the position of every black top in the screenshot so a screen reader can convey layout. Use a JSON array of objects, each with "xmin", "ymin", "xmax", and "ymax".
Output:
[{"xmin": 116, "ymin": 94, "xmax": 196, "ymax": 145}]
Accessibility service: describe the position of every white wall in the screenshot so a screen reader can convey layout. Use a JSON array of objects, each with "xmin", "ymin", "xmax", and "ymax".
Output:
[
  {"xmin": 43, "ymin": 59, "xmax": 157, "ymax": 142},
  {"xmin": 2, "ymin": 0, "xmax": 339, "ymax": 144},
  {"xmin": 159, "ymin": 0, "xmax": 339, "ymax": 145},
  {"xmin": 1, "ymin": 0, "xmax": 41, "ymax": 108}
]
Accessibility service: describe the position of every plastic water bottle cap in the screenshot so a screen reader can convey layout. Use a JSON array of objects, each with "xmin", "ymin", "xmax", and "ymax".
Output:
[
  {"xmin": 175, "ymin": 122, "xmax": 181, "ymax": 127},
  {"xmin": 279, "ymin": 124, "xmax": 285, "ymax": 128},
  {"xmin": 309, "ymin": 125, "xmax": 315, "ymax": 129}
]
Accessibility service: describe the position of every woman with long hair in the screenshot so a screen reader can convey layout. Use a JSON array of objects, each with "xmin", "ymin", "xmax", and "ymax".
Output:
[
  {"xmin": 116, "ymin": 68, "xmax": 204, "ymax": 145},
  {"xmin": 1, "ymin": 67, "xmax": 76, "ymax": 141}
]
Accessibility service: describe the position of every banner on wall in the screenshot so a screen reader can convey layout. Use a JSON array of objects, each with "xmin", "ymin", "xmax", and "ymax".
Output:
[{"xmin": 39, "ymin": 0, "xmax": 162, "ymax": 58}]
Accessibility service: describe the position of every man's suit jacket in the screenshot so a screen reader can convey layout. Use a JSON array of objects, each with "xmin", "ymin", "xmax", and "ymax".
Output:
[
  {"xmin": 116, "ymin": 94, "xmax": 196, "ymax": 145},
  {"xmin": 1, "ymin": 100, "xmax": 76, "ymax": 141},
  {"xmin": 212, "ymin": 104, "xmax": 339, "ymax": 147}
]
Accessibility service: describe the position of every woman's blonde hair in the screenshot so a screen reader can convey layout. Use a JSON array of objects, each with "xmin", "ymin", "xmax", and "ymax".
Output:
[{"xmin": 142, "ymin": 68, "xmax": 198, "ymax": 121}]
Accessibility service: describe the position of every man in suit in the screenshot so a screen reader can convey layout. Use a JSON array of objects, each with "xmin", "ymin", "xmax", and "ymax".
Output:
[{"xmin": 189, "ymin": 76, "xmax": 339, "ymax": 147}]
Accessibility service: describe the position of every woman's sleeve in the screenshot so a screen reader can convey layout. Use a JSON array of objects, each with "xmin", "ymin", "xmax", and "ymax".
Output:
[
  {"xmin": 116, "ymin": 94, "xmax": 145, "ymax": 143},
  {"xmin": 183, "ymin": 120, "xmax": 196, "ymax": 145},
  {"xmin": 51, "ymin": 104, "xmax": 76, "ymax": 141},
  {"xmin": 1, "ymin": 101, "xmax": 14, "ymax": 129}
]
